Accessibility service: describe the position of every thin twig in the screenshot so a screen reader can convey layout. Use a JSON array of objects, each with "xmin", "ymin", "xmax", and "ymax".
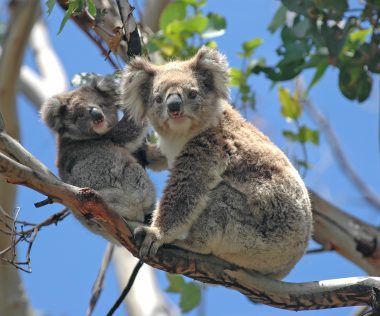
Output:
[
  {"xmin": 87, "ymin": 243, "xmax": 115, "ymax": 316},
  {"xmin": 0, "ymin": 207, "xmax": 70, "ymax": 272},
  {"xmin": 303, "ymin": 99, "xmax": 380, "ymax": 210},
  {"xmin": 106, "ymin": 259, "xmax": 144, "ymax": 316}
]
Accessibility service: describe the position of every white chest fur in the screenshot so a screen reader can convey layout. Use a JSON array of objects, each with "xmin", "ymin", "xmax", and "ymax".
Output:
[{"xmin": 158, "ymin": 135, "xmax": 190, "ymax": 168}]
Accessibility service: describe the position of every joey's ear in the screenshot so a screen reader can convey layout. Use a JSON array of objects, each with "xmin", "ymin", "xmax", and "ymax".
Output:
[
  {"xmin": 190, "ymin": 46, "xmax": 230, "ymax": 100},
  {"xmin": 40, "ymin": 97, "xmax": 67, "ymax": 133},
  {"xmin": 120, "ymin": 57, "xmax": 156, "ymax": 123},
  {"xmin": 93, "ymin": 76, "xmax": 118, "ymax": 95}
]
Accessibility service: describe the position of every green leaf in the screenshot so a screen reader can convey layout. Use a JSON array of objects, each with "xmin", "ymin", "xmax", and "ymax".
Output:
[
  {"xmin": 166, "ymin": 274, "xmax": 185, "ymax": 293},
  {"xmin": 202, "ymin": 13, "xmax": 226, "ymax": 39},
  {"xmin": 58, "ymin": 2, "xmax": 77, "ymax": 34},
  {"xmin": 268, "ymin": 5, "xmax": 287, "ymax": 33},
  {"xmin": 307, "ymin": 58, "xmax": 328, "ymax": 92},
  {"xmin": 165, "ymin": 14, "xmax": 208, "ymax": 42},
  {"xmin": 184, "ymin": 14, "xmax": 208, "ymax": 33},
  {"xmin": 240, "ymin": 38, "xmax": 263, "ymax": 58},
  {"xmin": 283, "ymin": 127, "xmax": 319, "ymax": 145},
  {"xmin": 338, "ymin": 66, "xmax": 372, "ymax": 102},
  {"xmin": 45, "ymin": 0, "xmax": 55, "ymax": 15},
  {"xmin": 87, "ymin": 0, "xmax": 97, "ymax": 17},
  {"xmin": 278, "ymin": 87, "xmax": 302, "ymax": 120},
  {"xmin": 298, "ymin": 126, "xmax": 319, "ymax": 145},
  {"xmin": 281, "ymin": 0, "xmax": 315, "ymax": 16},
  {"xmin": 179, "ymin": 0, "xmax": 206, "ymax": 7},
  {"xmin": 349, "ymin": 28, "xmax": 371, "ymax": 44},
  {"xmin": 283, "ymin": 130, "xmax": 300, "ymax": 142},
  {"xmin": 179, "ymin": 282, "xmax": 202, "ymax": 313},
  {"xmin": 229, "ymin": 67, "xmax": 244, "ymax": 87},
  {"xmin": 159, "ymin": 2, "xmax": 187, "ymax": 31}
]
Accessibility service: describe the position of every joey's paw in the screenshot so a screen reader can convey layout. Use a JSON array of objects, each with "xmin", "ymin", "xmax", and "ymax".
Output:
[{"xmin": 133, "ymin": 226, "xmax": 162, "ymax": 258}]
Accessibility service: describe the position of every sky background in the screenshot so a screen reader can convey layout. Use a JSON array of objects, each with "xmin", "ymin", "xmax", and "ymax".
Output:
[{"xmin": 1, "ymin": 0, "xmax": 380, "ymax": 315}]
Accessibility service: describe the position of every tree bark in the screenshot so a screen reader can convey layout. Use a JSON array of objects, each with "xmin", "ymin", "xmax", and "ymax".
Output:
[{"xmin": 0, "ymin": 1, "xmax": 41, "ymax": 315}]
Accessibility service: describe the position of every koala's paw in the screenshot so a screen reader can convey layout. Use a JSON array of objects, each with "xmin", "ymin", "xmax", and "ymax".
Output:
[{"xmin": 134, "ymin": 226, "xmax": 162, "ymax": 258}]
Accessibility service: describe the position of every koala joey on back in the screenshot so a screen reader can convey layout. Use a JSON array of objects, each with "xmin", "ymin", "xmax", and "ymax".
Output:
[
  {"xmin": 40, "ymin": 76, "xmax": 162, "ymax": 241},
  {"xmin": 121, "ymin": 47, "xmax": 313, "ymax": 279}
]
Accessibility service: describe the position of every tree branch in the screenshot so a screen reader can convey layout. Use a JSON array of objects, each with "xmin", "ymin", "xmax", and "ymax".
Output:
[
  {"xmin": 1, "ymin": 113, "xmax": 380, "ymax": 313},
  {"xmin": 303, "ymin": 98, "xmax": 380, "ymax": 210},
  {"xmin": 18, "ymin": 17, "xmax": 68, "ymax": 108},
  {"xmin": 56, "ymin": 0, "xmax": 141, "ymax": 64},
  {"xmin": 0, "ymin": 1, "xmax": 40, "ymax": 314}
]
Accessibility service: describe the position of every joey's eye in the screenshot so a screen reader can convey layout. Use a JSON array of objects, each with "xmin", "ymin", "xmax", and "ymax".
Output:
[
  {"xmin": 188, "ymin": 90, "xmax": 197, "ymax": 99},
  {"xmin": 155, "ymin": 95, "xmax": 163, "ymax": 103}
]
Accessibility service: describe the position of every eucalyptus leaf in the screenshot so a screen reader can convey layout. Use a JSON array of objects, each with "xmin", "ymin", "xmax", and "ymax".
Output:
[
  {"xmin": 87, "ymin": 0, "xmax": 97, "ymax": 17},
  {"xmin": 268, "ymin": 5, "xmax": 287, "ymax": 33},
  {"xmin": 179, "ymin": 282, "xmax": 202, "ymax": 313},
  {"xmin": 240, "ymin": 38, "xmax": 263, "ymax": 58},
  {"xmin": 166, "ymin": 274, "xmax": 186, "ymax": 293},
  {"xmin": 46, "ymin": 0, "xmax": 55, "ymax": 15},
  {"xmin": 278, "ymin": 87, "xmax": 302, "ymax": 120},
  {"xmin": 58, "ymin": 2, "xmax": 77, "ymax": 34},
  {"xmin": 159, "ymin": 2, "xmax": 187, "ymax": 31},
  {"xmin": 202, "ymin": 13, "xmax": 226, "ymax": 39},
  {"xmin": 307, "ymin": 58, "xmax": 328, "ymax": 92}
]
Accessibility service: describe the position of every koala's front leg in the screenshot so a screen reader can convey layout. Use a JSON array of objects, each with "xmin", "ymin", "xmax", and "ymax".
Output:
[
  {"xmin": 134, "ymin": 133, "xmax": 229, "ymax": 258},
  {"xmin": 108, "ymin": 114, "xmax": 148, "ymax": 149}
]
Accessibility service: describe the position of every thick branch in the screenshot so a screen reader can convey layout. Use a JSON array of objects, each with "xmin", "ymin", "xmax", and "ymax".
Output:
[
  {"xmin": 0, "ymin": 1, "xmax": 40, "ymax": 315},
  {"xmin": 1, "ymin": 123, "xmax": 380, "ymax": 312},
  {"xmin": 311, "ymin": 191, "xmax": 380, "ymax": 275}
]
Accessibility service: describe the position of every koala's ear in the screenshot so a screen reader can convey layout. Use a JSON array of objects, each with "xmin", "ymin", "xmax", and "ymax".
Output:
[
  {"xmin": 40, "ymin": 97, "xmax": 66, "ymax": 133},
  {"xmin": 120, "ymin": 57, "xmax": 156, "ymax": 123},
  {"xmin": 93, "ymin": 76, "xmax": 118, "ymax": 95},
  {"xmin": 190, "ymin": 46, "xmax": 230, "ymax": 100}
]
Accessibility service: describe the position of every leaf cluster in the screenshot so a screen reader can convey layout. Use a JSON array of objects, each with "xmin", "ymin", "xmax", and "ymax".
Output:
[
  {"xmin": 253, "ymin": 0, "xmax": 380, "ymax": 102},
  {"xmin": 146, "ymin": 0, "xmax": 226, "ymax": 59}
]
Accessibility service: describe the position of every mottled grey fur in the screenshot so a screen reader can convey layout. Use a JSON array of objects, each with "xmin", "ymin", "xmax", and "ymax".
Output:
[
  {"xmin": 40, "ymin": 76, "xmax": 158, "ymax": 241},
  {"xmin": 121, "ymin": 47, "xmax": 313, "ymax": 279}
]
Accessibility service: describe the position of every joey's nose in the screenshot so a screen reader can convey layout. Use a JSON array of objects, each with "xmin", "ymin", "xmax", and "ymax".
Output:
[
  {"xmin": 89, "ymin": 108, "xmax": 104, "ymax": 122},
  {"xmin": 167, "ymin": 94, "xmax": 182, "ymax": 113}
]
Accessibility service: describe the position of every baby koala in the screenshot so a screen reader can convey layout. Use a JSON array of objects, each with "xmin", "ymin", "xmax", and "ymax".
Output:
[
  {"xmin": 121, "ymin": 47, "xmax": 313, "ymax": 279},
  {"xmin": 40, "ymin": 76, "xmax": 159, "ymax": 241}
]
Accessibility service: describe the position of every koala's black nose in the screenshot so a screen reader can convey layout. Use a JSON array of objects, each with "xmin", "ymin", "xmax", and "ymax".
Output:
[
  {"xmin": 167, "ymin": 94, "xmax": 183, "ymax": 113},
  {"xmin": 89, "ymin": 108, "xmax": 104, "ymax": 122}
]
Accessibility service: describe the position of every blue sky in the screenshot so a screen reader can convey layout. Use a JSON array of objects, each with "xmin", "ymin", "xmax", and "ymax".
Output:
[{"xmin": 4, "ymin": 0, "xmax": 380, "ymax": 315}]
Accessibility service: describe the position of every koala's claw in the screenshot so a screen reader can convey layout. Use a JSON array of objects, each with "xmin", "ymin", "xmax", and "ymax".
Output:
[{"xmin": 134, "ymin": 226, "xmax": 162, "ymax": 258}]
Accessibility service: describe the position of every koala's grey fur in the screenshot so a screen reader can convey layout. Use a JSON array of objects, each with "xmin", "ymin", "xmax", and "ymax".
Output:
[
  {"xmin": 40, "ymin": 76, "xmax": 160, "ymax": 241},
  {"xmin": 120, "ymin": 47, "xmax": 313, "ymax": 279}
]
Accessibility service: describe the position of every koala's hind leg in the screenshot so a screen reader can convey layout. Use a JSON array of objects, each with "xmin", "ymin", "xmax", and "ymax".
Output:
[{"xmin": 173, "ymin": 182, "xmax": 249, "ymax": 255}]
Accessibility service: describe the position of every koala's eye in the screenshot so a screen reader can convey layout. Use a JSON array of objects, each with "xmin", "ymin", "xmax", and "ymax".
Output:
[
  {"xmin": 188, "ymin": 90, "xmax": 197, "ymax": 99},
  {"xmin": 154, "ymin": 95, "xmax": 163, "ymax": 103}
]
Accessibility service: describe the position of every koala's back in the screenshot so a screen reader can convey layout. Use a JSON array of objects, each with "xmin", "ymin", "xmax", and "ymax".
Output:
[
  {"xmin": 173, "ymin": 104, "xmax": 312, "ymax": 279},
  {"xmin": 58, "ymin": 138, "xmax": 156, "ymax": 223}
]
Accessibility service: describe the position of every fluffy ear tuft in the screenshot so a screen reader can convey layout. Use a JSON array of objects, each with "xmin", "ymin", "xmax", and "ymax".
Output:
[
  {"xmin": 93, "ymin": 76, "xmax": 118, "ymax": 95},
  {"xmin": 40, "ymin": 97, "xmax": 66, "ymax": 133},
  {"xmin": 190, "ymin": 46, "xmax": 230, "ymax": 100},
  {"xmin": 120, "ymin": 57, "xmax": 156, "ymax": 123}
]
